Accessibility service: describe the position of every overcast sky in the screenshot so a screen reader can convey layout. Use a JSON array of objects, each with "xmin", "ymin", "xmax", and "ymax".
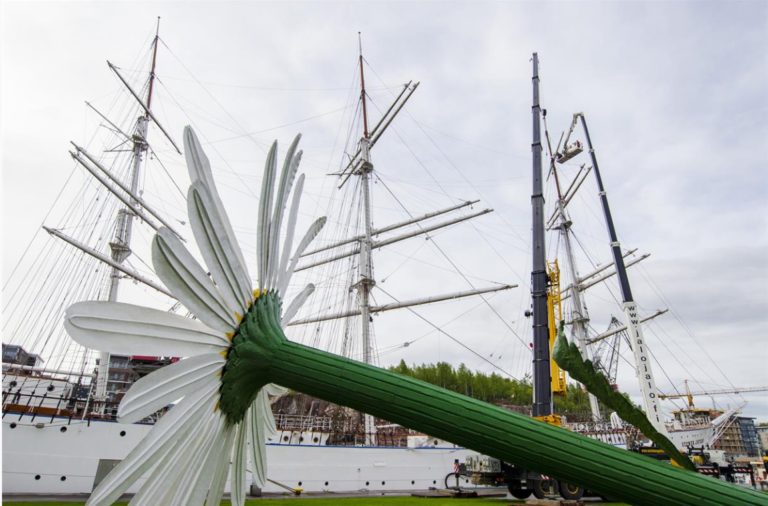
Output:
[{"xmin": 2, "ymin": 1, "xmax": 767, "ymax": 423}]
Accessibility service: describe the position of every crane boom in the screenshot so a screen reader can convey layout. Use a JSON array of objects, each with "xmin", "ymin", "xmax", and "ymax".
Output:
[
  {"xmin": 569, "ymin": 112, "xmax": 668, "ymax": 435},
  {"xmin": 658, "ymin": 379, "xmax": 768, "ymax": 408}
]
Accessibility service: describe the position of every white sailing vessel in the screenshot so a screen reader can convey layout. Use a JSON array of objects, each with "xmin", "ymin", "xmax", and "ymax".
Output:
[{"xmin": 2, "ymin": 27, "xmax": 510, "ymax": 497}]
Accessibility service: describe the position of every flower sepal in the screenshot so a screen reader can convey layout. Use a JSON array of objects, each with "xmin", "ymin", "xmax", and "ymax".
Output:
[{"xmin": 219, "ymin": 291, "xmax": 286, "ymax": 424}]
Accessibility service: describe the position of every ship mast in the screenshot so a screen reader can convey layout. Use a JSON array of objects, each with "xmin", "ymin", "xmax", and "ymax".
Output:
[
  {"xmin": 356, "ymin": 35, "xmax": 378, "ymax": 444},
  {"xmin": 93, "ymin": 18, "xmax": 161, "ymax": 408},
  {"xmin": 544, "ymin": 120, "xmax": 602, "ymax": 421},
  {"xmin": 291, "ymin": 37, "xmax": 516, "ymax": 445},
  {"xmin": 357, "ymin": 33, "xmax": 375, "ymax": 368}
]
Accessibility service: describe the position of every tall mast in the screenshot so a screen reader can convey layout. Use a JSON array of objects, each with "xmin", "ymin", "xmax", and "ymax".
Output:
[
  {"xmin": 530, "ymin": 53, "xmax": 552, "ymax": 418},
  {"xmin": 545, "ymin": 118, "xmax": 602, "ymax": 421},
  {"xmin": 579, "ymin": 114, "xmax": 668, "ymax": 435},
  {"xmin": 356, "ymin": 33, "xmax": 377, "ymax": 444},
  {"xmin": 93, "ymin": 18, "xmax": 161, "ymax": 407}
]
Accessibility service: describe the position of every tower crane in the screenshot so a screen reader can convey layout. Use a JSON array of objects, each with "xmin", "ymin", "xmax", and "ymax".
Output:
[{"xmin": 658, "ymin": 380, "xmax": 768, "ymax": 409}]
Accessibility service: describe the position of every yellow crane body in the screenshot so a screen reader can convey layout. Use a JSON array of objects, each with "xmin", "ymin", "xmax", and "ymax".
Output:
[{"xmin": 547, "ymin": 260, "xmax": 567, "ymax": 398}]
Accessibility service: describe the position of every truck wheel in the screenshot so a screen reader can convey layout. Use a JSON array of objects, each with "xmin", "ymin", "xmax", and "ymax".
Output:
[
  {"xmin": 507, "ymin": 483, "xmax": 532, "ymax": 499},
  {"xmin": 559, "ymin": 481, "xmax": 584, "ymax": 500},
  {"xmin": 532, "ymin": 479, "xmax": 550, "ymax": 499}
]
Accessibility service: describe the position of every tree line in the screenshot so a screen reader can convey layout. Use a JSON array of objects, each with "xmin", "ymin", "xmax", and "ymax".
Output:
[{"xmin": 388, "ymin": 360, "xmax": 595, "ymax": 416}]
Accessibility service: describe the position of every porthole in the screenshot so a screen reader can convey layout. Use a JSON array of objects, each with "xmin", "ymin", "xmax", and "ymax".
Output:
[
  {"xmin": 283, "ymin": 436, "xmax": 289, "ymax": 442},
  {"xmin": 382, "ymin": 481, "xmax": 386, "ymax": 485},
  {"xmin": 10, "ymin": 381, "xmax": 17, "ymax": 387},
  {"xmin": 432, "ymin": 480, "xmax": 436, "ymax": 484},
  {"xmin": 120, "ymin": 431, "xmax": 126, "ymax": 437},
  {"xmin": 34, "ymin": 475, "xmax": 41, "ymax": 480},
  {"xmin": 324, "ymin": 481, "xmax": 329, "ymax": 486},
  {"xmin": 313, "ymin": 437, "xmax": 319, "ymax": 443},
  {"xmin": 465, "ymin": 479, "xmax": 469, "ymax": 484},
  {"xmin": 299, "ymin": 436, "xmax": 304, "ymax": 442},
  {"xmin": 411, "ymin": 480, "xmax": 415, "ymax": 485},
  {"xmin": 366, "ymin": 481, "xmax": 370, "ymax": 486},
  {"xmin": 47, "ymin": 385, "xmax": 55, "ymax": 392},
  {"xmin": 60, "ymin": 427, "xmax": 67, "ymax": 433},
  {"xmin": 298, "ymin": 481, "xmax": 302, "ymax": 486},
  {"xmin": 433, "ymin": 440, "xmax": 438, "ymax": 445},
  {"xmin": 10, "ymin": 423, "xmax": 17, "ymax": 429},
  {"xmin": 60, "ymin": 476, "xmax": 67, "ymax": 481}
]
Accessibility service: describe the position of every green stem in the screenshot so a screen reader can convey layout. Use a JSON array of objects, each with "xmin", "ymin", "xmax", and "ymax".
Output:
[
  {"xmin": 269, "ymin": 339, "xmax": 766, "ymax": 506},
  {"xmin": 552, "ymin": 321, "xmax": 696, "ymax": 471}
]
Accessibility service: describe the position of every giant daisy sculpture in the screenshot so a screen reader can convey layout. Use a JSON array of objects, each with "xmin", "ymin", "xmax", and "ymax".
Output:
[
  {"xmin": 65, "ymin": 126, "xmax": 324, "ymax": 506},
  {"xmin": 65, "ymin": 128, "xmax": 766, "ymax": 506}
]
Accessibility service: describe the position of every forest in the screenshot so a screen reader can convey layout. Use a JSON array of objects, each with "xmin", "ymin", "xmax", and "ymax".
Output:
[{"xmin": 388, "ymin": 360, "xmax": 599, "ymax": 419}]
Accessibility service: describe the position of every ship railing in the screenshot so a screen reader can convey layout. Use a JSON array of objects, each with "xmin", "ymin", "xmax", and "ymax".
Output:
[
  {"xmin": 274, "ymin": 414, "xmax": 333, "ymax": 432},
  {"xmin": 2, "ymin": 389, "xmax": 123, "ymax": 425}
]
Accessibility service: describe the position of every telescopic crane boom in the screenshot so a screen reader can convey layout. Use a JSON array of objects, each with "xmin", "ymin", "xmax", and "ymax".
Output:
[{"xmin": 561, "ymin": 112, "xmax": 669, "ymax": 436}]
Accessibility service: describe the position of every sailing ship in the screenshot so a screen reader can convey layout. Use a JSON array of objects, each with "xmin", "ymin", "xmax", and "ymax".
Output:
[{"xmin": 2, "ymin": 26, "xmax": 513, "ymax": 496}]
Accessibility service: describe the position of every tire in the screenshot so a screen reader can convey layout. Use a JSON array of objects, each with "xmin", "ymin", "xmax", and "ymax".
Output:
[
  {"xmin": 531, "ymin": 479, "xmax": 550, "ymax": 499},
  {"xmin": 507, "ymin": 483, "xmax": 533, "ymax": 499},
  {"xmin": 559, "ymin": 481, "xmax": 584, "ymax": 500}
]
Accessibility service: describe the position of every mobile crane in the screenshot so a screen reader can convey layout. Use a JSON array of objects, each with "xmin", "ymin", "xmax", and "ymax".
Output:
[{"xmin": 462, "ymin": 53, "xmax": 584, "ymax": 501}]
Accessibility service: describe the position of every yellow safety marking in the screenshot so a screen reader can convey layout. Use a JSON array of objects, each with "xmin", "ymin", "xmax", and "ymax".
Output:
[
  {"xmin": 214, "ymin": 400, "xmax": 220, "ymax": 413},
  {"xmin": 226, "ymin": 332, "xmax": 235, "ymax": 341},
  {"xmin": 235, "ymin": 312, "xmax": 243, "ymax": 324}
]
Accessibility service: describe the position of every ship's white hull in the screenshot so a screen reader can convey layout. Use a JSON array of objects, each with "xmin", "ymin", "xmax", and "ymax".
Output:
[{"xmin": 3, "ymin": 415, "xmax": 478, "ymax": 495}]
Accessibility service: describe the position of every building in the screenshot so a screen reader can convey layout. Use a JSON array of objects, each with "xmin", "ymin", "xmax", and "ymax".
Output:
[
  {"xmin": 715, "ymin": 416, "xmax": 747, "ymax": 457},
  {"xmin": 756, "ymin": 425, "xmax": 768, "ymax": 456},
  {"xmin": 714, "ymin": 415, "xmax": 762, "ymax": 459},
  {"xmin": 738, "ymin": 417, "xmax": 760, "ymax": 458},
  {"xmin": 2, "ymin": 344, "xmax": 44, "ymax": 370},
  {"xmin": 94, "ymin": 354, "xmax": 179, "ymax": 405}
]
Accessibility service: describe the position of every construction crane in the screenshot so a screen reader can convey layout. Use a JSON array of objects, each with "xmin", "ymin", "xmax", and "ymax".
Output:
[{"xmin": 658, "ymin": 380, "xmax": 768, "ymax": 409}]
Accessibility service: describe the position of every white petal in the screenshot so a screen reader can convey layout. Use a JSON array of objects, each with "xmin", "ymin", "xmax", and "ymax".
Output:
[
  {"xmin": 257, "ymin": 141, "xmax": 278, "ymax": 289},
  {"xmin": 153, "ymin": 227, "xmax": 237, "ymax": 333},
  {"xmin": 65, "ymin": 301, "xmax": 230, "ymax": 358},
  {"xmin": 265, "ymin": 383, "xmax": 288, "ymax": 397},
  {"xmin": 231, "ymin": 417, "xmax": 250, "ymax": 506},
  {"xmin": 276, "ymin": 174, "xmax": 305, "ymax": 297},
  {"xmin": 184, "ymin": 126, "xmax": 253, "ymax": 293},
  {"xmin": 85, "ymin": 378, "xmax": 220, "ymax": 506},
  {"xmin": 156, "ymin": 436, "xmax": 201, "ymax": 506},
  {"xmin": 268, "ymin": 136, "xmax": 302, "ymax": 289},
  {"xmin": 248, "ymin": 392, "xmax": 268, "ymax": 488},
  {"xmin": 189, "ymin": 182, "xmax": 252, "ymax": 314},
  {"xmin": 278, "ymin": 217, "xmax": 327, "ymax": 296},
  {"xmin": 128, "ymin": 412, "xmax": 215, "ymax": 506},
  {"xmin": 206, "ymin": 423, "xmax": 237, "ymax": 506},
  {"xmin": 167, "ymin": 414, "xmax": 223, "ymax": 506},
  {"xmin": 118, "ymin": 354, "xmax": 225, "ymax": 424},
  {"xmin": 257, "ymin": 387, "xmax": 278, "ymax": 437},
  {"xmin": 281, "ymin": 284, "xmax": 315, "ymax": 329},
  {"xmin": 188, "ymin": 414, "xmax": 229, "ymax": 506},
  {"xmin": 184, "ymin": 126, "xmax": 215, "ymax": 191}
]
